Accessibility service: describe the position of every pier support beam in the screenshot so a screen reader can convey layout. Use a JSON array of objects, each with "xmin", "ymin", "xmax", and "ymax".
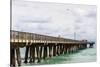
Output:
[
  {"xmin": 16, "ymin": 47, "xmax": 21, "ymax": 66},
  {"xmin": 74, "ymin": 45, "xmax": 76, "ymax": 52},
  {"xmin": 68, "ymin": 44, "xmax": 72, "ymax": 54},
  {"xmin": 29, "ymin": 45, "xmax": 33, "ymax": 63},
  {"xmin": 63, "ymin": 44, "xmax": 66, "ymax": 54},
  {"xmin": 53, "ymin": 44, "xmax": 56, "ymax": 56},
  {"xmin": 65, "ymin": 44, "xmax": 68, "ymax": 54},
  {"xmin": 49, "ymin": 45, "xmax": 52, "ymax": 57},
  {"xmin": 83, "ymin": 44, "xmax": 87, "ymax": 49},
  {"xmin": 10, "ymin": 47, "xmax": 15, "ymax": 66},
  {"xmin": 67, "ymin": 45, "xmax": 70, "ymax": 54},
  {"xmin": 79, "ymin": 44, "xmax": 82, "ymax": 50},
  {"xmin": 43, "ymin": 44, "xmax": 47, "ymax": 59},
  {"xmin": 32, "ymin": 45, "xmax": 35, "ymax": 62},
  {"xmin": 89, "ymin": 43, "xmax": 94, "ymax": 48},
  {"xmin": 24, "ymin": 46, "xmax": 29, "ymax": 63},
  {"xmin": 36, "ymin": 44, "xmax": 41, "ymax": 63},
  {"xmin": 71, "ymin": 44, "xmax": 74, "ymax": 53},
  {"xmin": 76, "ymin": 45, "xmax": 79, "ymax": 51},
  {"xmin": 62, "ymin": 45, "xmax": 65, "ymax": 54},
  {"xmin": 40, "ymin": 45, "xmax": 43, "ymax": 59},
  {"xmin": 77, "ymin": 44, "xmax": 80, "ymax": 50},
  {"xmin": 60, "ymin": 44, "xmax": 62, "ymax": 54},
  {"xmin": 57, "ymin": 44, "xmax": 60, "ymax": 55}
]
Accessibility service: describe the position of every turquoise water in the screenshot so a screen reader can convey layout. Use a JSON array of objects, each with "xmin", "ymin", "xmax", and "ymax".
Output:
[{"xmin": 19, "ymin": 46, "xmax": 96, "ymax": 66}]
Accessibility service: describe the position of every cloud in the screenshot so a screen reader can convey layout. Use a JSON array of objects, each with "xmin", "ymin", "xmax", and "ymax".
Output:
[
  {"xmin": 86, "ymin": 11, "xmax": 97, "ymax": 18},
  {"xmin": 12, "ymin": 0, "xmax": 97, "ymax": 41},
  {"xmin": 19, "ymin": 15, "xmax": 52, "ymax": 23}
]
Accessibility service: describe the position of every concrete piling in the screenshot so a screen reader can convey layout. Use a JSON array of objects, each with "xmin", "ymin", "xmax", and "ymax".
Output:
[
  {"xmin": 29, "ymin": 45, "xmax": 33, "ymax": 63},
  {"xmin": 43, "ymin": 44, "xmax": 47, "ymax": 59},
  {"xmin": 16, "ymin": 47, "xmax": 21, "ymax": 66},
  {"xmin": 57, "ymin": 44, "xmax": 60, "ymax": 55},
  {"xmin": 89, "ymin": 43, "xmax": 93, "ymax": 48},
  {"xmin": 10, "ymin": 47, "xmax": 15, "ymax": 66},
  {"xmin": 40, "ymin": 45, "xmax": 43, "ymax": 59},
  {"xmin": 49, "ymin": 45, "xmax": 52, "ymax": 57},
  {"xmin": 32, "ymin": 45, "xmax": 35, "ymax": 62},
  {"xmin": 36, "ymin": 45, "xmax": 41, "ymax": 62},
  {"xmin": 53, "ymin": 44, "xmax": 56, "ymax": 56},
  {"xmin": 24, "ymin": 46, "xmax": 29, "ymax": 63}
]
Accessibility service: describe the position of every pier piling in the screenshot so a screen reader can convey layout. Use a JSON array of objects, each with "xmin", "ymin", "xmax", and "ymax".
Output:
[
  {"xmin": 36, "ymin": 44, "xmax": 41, "ymax": 63},
  {"xmin": 10, "ymin": 47, "xmax": 15, "ymax": 66},
  {"xmin": 29, "ymin": 45, "xmax": 33, "ymax": 63},
  {"xmin": 49, "ymin": 45, "xmax": 52, "ymax": 57},
  {"xmin": 53, "ymin": 44, "xmax": 56, "ymax": 56},
  {"xmin": 43, "ymin": 44, "xmax": 47, "ymax": 59},
  {"xmin": 16, "ymin": 47, "xmax": 21, "ymax": 66},
  {"xmin": 24, "ymin": 46, "xmax": 29, "ymax": 63},
  {"xmin": 89, "ymin": 43, "xmax": 94, "ymax": 48},
  {"xmin": 32, "ymin": 45, "xmax": 35, "ymax": 62}
]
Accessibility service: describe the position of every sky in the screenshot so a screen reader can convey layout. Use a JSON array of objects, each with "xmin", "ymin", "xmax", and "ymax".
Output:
[{"xmin": 12, "ymin": 0, "xmax": 97, "ymax": 41}]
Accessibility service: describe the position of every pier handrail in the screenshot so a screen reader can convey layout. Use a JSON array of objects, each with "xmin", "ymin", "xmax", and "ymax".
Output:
[{"xmin": 10, "ymin": 30, "xmax": 94, "ymax": 44}]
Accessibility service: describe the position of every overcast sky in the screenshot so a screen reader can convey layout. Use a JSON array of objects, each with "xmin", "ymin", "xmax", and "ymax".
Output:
[{"xmin": 12, "ymin": 0, "xmax": 97, "ymax": 41}]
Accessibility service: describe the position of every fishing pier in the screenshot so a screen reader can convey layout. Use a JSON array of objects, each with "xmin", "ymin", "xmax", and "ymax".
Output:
[{"xmin": 10, "ymin": 30, "xmax": 95, "ymax": 66}]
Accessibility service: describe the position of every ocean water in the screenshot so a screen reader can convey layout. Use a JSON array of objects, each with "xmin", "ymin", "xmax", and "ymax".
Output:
[{"xmin": 18, "ymin": 46, "xmax": 96, "ymax": 67}]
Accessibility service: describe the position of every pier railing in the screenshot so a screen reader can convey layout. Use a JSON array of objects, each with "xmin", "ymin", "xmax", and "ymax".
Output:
[{"xmin": 10, "ymin": 30, "xmax": 84, "ymax": 44}]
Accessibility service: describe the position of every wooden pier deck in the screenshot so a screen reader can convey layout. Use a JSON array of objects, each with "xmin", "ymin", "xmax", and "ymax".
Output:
[{"xmin": 10, "ymin": 30, "xmax": 95, "ymax": 66}]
